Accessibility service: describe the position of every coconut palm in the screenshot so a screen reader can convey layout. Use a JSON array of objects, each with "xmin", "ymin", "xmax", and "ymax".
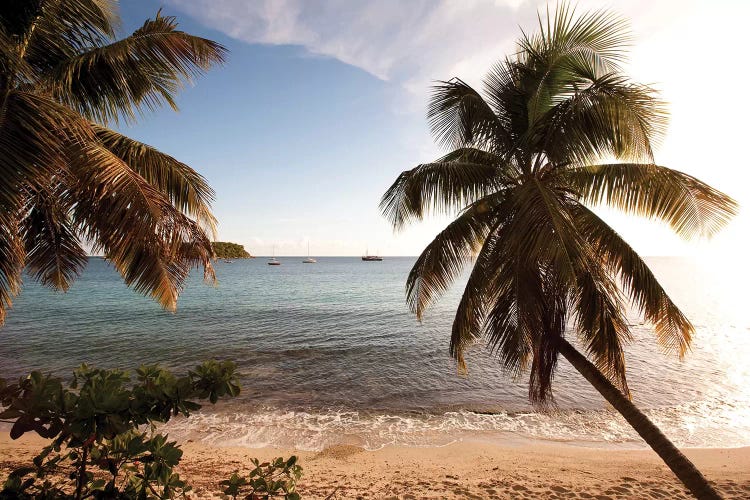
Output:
[
  {"xmin": 381, "ymin": 5, "xmax": 736, "ymax": 499},
  {"xmin": 0, "ymin": 0, "xmax": 225, "ymax": 324}
]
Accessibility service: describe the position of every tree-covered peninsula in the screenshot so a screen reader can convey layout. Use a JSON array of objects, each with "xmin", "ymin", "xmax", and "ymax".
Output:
[{"xmin": 212, "ymin": 242, "xmax": 254, "ymax": 259}]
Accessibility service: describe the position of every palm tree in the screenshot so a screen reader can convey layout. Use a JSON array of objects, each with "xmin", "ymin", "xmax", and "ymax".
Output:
[
  {"xmin": 0, "ymin": 0, "xmax": 226, "ymax": 324},
  {"xmin": 381, "ymin": 5, "xmax": 736, "ymax": 499}
]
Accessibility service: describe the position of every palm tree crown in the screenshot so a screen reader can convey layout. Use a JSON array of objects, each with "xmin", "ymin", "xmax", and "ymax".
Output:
[
  {"xmin": 0, "ymin": 0, "xmax": 226, "ymax": 324},
  {"xmin": 382, "ymin": 5, "xmax": 737, "ymax": 404}
]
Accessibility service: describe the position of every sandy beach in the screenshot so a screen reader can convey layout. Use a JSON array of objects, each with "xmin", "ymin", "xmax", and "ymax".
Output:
[{"xmin": 2, "ymin": 434, "xmax": 748, "ymax": 499}]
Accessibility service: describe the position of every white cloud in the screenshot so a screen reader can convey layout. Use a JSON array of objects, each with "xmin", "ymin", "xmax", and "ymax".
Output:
[{"xmin": 166, "ymin": 0, "xmax": 542, "ymax": 89}]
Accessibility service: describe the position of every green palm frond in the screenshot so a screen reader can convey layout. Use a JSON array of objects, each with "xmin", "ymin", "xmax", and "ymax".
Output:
[
  {"xmin": 571, "ymin": 203, "xmax": 692, "ymax": 355},
  {"xmin": 565, "ymin": 163, "xmax": 739, "ymax": 238},
  {"xmin": 570, "ymin": 260, "xmax": 631, "ymax": 395},
  {"xmin": 50, "ymin": 12, "xmax": 226, "ymax": 124},
  {"xmin": 406, "ymin": 193, "xmax": 504, "ymax": 319},
  {"xmin": 449, "ymin": 223, "xmax": 507, "ymax": 372},
  {"xmin": 380, "ymin": 148, "xmax": 508, "ymax": 229},
  {"xmin": 93, "ymin": 125, "xmax": 217, "ymax": 234},
  {"xmin": 540, "ymin": 74, "xmax": 668, "ymax": 165},
  {"xmin": 428, "ymin": 78, "xmax": 513, "ymax": 152},
  {"xmin": 520, "ymin": 4, "xmax": 630, "ymax": 125}
]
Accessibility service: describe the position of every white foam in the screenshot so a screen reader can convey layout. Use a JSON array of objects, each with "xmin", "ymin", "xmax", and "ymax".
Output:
[{"xmin": 161, "ymin": 396, "xmax": 750, "ymax": 451}]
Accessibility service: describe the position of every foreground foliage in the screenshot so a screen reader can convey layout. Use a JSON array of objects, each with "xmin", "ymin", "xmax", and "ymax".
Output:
[
  {"xmin": 221, "ymin": 457, "xmax": 302, "ymax": 500},
  {"xmin": 0, "ymin": 361, "xmax": 244, "ymax": 499},
  {"xmin": 381, "ymin": 3, "xmax": 736, "ymax": 499},
  {"xmin": 0, "ymin": 0, "xmax": 226, "ymax": 325}
]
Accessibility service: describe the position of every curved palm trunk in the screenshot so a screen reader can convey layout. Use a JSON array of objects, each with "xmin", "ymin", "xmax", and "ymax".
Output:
[{"xmin": 557, "ymin": 339, "xmax": 721, "ymax": 500}]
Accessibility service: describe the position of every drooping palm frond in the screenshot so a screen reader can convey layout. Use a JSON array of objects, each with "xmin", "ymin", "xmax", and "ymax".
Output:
[
  {"xmin": 539, "ymin": 74, "xmax": 668, "ymax": 165},
  {"xmin": 50, "ymin": 12, "xmax": 227, "ymax": 124},
  {"xmin": 380, "ymin": 148, "xmax": 508, "ymax": 229},
  {"xmin": 69, "ymin": 143, "xmax": 215, "ymax": 311},
  {"xmin": 571, "ymin": 203, "xmax": 693, "ymax": 354},
  {"xmin": 0, "ymin": 209, "xmax": 24, "ymax": 325},
  {"xmin": 449, "ymin": 222, "xmax": 507, "ymax": 372},
  {"xmin": 406, "ymin": 192, "xmax": 504, "ymax": 319},
  {"xmin": 0, "ymin": 91, "xmax": 93, "ymax": 212},
  {"xmin": 21, "ymin": 180, "xmax": 88, "ymax": 290},
  {"xmin": 93, "ymin": 125, "xmax": 217, "ymax": 234},
  {"xmin": 565, "ymin": 163, "xmax": 739, "ymax": 238}
]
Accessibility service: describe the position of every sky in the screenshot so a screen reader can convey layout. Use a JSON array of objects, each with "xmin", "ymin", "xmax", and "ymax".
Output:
[{"xmin": 118, "ymin": 0, "xmax": 749, "ymax": 257}]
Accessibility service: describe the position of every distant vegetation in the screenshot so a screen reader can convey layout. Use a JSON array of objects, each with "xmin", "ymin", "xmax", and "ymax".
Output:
[{"xmin": 212, "ymin": 242, "xmax": 254, "ymax": 259}]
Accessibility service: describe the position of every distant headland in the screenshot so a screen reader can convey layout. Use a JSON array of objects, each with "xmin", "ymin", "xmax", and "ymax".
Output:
[{"xmin": 212, "ymin": 242, "xmax": 254, "ymax": 259}]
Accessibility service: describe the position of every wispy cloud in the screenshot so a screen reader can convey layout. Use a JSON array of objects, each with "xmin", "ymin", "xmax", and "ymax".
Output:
[
  {"xmin": 165, "ymin": 0, "xmax": 692, "ymax": 108},
  {"xmin": 166, "ymin": 0, "xmax": 541, "ymax": 93}
]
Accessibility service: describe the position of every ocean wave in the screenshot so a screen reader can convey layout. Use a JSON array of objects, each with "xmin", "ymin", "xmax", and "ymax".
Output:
[{"xmin": 161, "ymin": 397, "xmax": 750, "ymax": 452}]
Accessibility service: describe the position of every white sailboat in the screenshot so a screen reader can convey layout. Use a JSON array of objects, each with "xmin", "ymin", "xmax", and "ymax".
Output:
[
  {"xmin": 268, "ymin": 245, "xmax": 281, "ymax": 265},
  {"xmin": 302, "ymin": 242, "xmax": 317, "ymax": 263}
]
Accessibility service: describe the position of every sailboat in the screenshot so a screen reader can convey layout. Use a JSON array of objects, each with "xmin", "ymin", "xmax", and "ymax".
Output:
[
  {"xmin": 302, "ymin": 242, "xmax": 317, "ymax": 263},
  {"xmin": 268, "ymin": 246, "xmax": 281, "ymax": 265},
  {"xmin": 361, "ymin": 248, "xmax": 383, "ymax": 261}
]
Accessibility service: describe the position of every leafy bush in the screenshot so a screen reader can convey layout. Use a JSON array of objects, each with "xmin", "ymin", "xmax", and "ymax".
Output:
[
  {"xmin": 0, "ymin": 361, "xmax": 244, "ymax": 499},
  {"xmin": 220, "ymin": 457, "xmax": 302, "ymax": 500}
]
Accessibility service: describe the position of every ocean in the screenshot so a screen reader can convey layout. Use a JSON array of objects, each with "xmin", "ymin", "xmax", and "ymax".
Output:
[{"xmin": 1, "ymin": 256, "xmax": 748, "ymax": 451}]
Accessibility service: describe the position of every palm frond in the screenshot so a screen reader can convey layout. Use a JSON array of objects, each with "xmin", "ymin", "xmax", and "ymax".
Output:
[
  {"xmin": 569, "ymin": 258, "xmax": 631, "ymax": 396},
  {"xmin": 483, "ymin": 60, "xmax": 527, "ymax": 154},
  {"xmin": 0, "ymin": 209, "xmax": 24, "ymax": 325},
  {"xmin": 50, "ymin": 11, "xmax": 226, "ymax": 124},
  {"xmin": 428, "ymin": 78, "xmax": 512, "ymax": 153},
  {"xmin": 0, "ymin": 91, "xmax": 93, "ymax": 212},
  {"xmin": 93, "ymin": 124, "xmax": 217, "ymax": 235},
  {"xmin": 21, "ymin": 179, "xmax": 88, "ymax": 290},
  {"xmin": 380, "ymin": 148, "xmax": 508, "ymax": 230},
  {"xmin": 539, "ymin": 74, "xmax": 668, "ymax": 165},
  {"xmin": 565, "ymin": 163, "xmax": 739, "ymax": 238},
  {"xmin": 7, "ymin": 0, "xmax": 118, "ymax": 73},
  {"xmin": 571, "ymin": 202, "xmax": 693, "ymax": 354},
  {"xmin": 520, "ymin": 3, "xmax": 631, "ymax": 124},
  {"xmin": 449, "ymin": 220, "xmax": 508, "ymax": 372},
  {"xmin": 406, "ymin": 193, "xmax": 504, "ymax": 320},
  {"xmin": 69, "ymin": 142, "xmax": 215, "ymax": 311}
]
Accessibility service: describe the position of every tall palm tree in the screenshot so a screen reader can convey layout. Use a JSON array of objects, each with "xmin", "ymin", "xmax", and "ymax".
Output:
[
  {"xmin": 0, "ymin": 0, "xmax": 225, "ymax": 324},
  {"xmin": 381, "ymin": 5, "xmax": 736, "ymax": 499}
]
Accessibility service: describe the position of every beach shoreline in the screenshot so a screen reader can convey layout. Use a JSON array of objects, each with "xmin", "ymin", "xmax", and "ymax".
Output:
[{"xmin": 2, "ymin": 434, "xmax": 748, "ymax": 499}]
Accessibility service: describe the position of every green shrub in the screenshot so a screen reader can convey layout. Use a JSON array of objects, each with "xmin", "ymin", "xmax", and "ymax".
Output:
[
  {"xmin": 0, "ymin": 361, "xmax": 245, "ymax": 499},
  {"xmin": 220, "ymin": 457, "xmax": 302, "ymax": 500}
]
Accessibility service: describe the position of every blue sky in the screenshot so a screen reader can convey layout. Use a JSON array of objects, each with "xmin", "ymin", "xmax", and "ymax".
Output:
[{"xmin": 118, "ymin": 1, "xmax": 749, "ymax": 258}]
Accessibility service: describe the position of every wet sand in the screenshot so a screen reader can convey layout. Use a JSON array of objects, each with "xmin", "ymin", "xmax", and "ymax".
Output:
[{"xmin": 2, "ymin": 434, "xmax": 748, "ymax": 498}]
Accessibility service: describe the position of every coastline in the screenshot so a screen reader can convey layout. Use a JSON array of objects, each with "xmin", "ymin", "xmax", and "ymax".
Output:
[{"xmin": 2, "ymin": 434, "xmax": 748, "ymax": 499}]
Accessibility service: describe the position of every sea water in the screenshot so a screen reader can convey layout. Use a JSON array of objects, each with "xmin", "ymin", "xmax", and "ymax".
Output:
[{"xmin": 1, "ymin": 256, "xmax": 748, "ymax": 451}]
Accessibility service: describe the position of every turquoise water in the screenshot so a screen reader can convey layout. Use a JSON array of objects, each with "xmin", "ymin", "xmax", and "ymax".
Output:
[{"xmin": 1, "ymin": 256, "xmax": 748, "ymax": 450}]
